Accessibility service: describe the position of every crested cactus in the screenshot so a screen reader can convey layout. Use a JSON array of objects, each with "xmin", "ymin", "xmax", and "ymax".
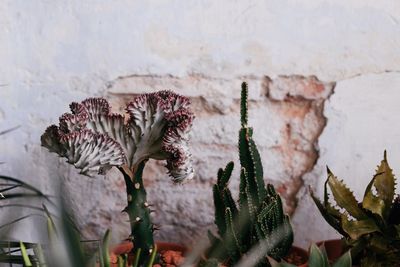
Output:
[
  {"xmin": 311, "ymin": 151, "xmax": 400, "ymax": 267},
  {"xmin": 41, "ymin": 91, "xmax": 194, "ymax": 266},
  {"xmin": 206, "ymin": 82, "xmax": 293, "ymax": 267}
]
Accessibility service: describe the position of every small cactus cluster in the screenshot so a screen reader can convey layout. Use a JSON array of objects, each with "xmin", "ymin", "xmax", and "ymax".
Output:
[
  {"xmin": 41, "ymin": 91, "xmax": 194, "ymax": 266},
  {"xmin": 311, "ymin": 151, "xmax": 400, "ymax": 266},
  {"xmin": 205, "ymin": 83, "xmax": 293, "ymax": 267}
]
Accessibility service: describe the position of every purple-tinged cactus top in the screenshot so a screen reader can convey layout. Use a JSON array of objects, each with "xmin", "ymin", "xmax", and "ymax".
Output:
[{"xmin": 41, "ymin": 90, "xmax": 194, "ymax": 182}]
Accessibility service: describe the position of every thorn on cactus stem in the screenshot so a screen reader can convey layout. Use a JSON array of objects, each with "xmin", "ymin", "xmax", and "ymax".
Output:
[
  {"xmin": 134, "ymin": 183, "xmax": 140, "ymax": 189},
  {"xmin": 127, "ymin": 194, "xmax": 132, "ymax": 202},
  {"xmin": 144, "ymin": 202, "xmax": 149, "ymax": 207},
  {"xmin": 135, "ymin": 217, "xmax": 141, "ymax": 222}
]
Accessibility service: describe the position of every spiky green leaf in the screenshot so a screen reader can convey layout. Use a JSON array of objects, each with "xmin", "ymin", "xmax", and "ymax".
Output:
[
  {"xmin": 364, "ymin": 151, "xmax": 395, "ymax": 219},
  {"xmin": 362, "ymin": 175, "xmax": 385, "ymax": 218},
  {"xmin": 341, "ymin": 214, "xmax": 379, "ymax": 240},
  {"xmin": 327, "ymin": 169, "xmax": 366, "ymax": 220},
  {"xmin": 310, "ymin": 186, "xmax": 346, "ymax": 237}
]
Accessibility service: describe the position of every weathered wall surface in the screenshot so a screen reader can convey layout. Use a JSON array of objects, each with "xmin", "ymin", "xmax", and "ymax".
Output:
[{"xmin": 0, "ymin": 0, "xmax": 400, "ymax": 248}]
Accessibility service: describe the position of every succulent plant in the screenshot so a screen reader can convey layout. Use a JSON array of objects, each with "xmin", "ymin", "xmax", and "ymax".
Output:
[
  {"xmin": 205, "ymin": 82, "xmax": 293, "ymax": 267},
  {"xmin": 41, "ymin": 91, "xmax": 194, "ymax": 266},
  {"xmin": 268, "ymin": 243, "xmax": 352, "ymax": 267},
  {"xmin": 311, "ymin": 151, "xmax": 400, "ymax": 267}
]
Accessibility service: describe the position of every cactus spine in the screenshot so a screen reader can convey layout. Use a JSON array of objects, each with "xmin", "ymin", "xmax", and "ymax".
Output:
[{"xmin": 207, "ymin": 82, "xmax": 293, "ymax": 267}]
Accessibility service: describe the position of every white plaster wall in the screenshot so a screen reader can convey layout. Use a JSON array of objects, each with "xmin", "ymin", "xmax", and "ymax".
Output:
[{"xmin": 1, "ymin": 0, "xmax": 400, "ymax": 249}]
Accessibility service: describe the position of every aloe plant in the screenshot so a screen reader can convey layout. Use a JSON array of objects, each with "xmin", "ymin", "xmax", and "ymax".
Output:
[
  {"xmin": 311, "ymin": 151, "xmax": 400, "ymax": 266},
  {"xmin": 41, "ymin": 91, "xmax": 194, "ymax": 266},
  {"xmin": 205, "ymin": 82, "xmax": 293, "ymax": 267},
  {"xmin": 268, "ymin": 243, "xmax": 352, "ymax": 267}
]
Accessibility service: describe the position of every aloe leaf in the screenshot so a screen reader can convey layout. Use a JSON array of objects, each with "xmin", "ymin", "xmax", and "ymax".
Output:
[
  {"xmin": 341, "ymin": 214, "xmax": 379, "ymax": 239},
  {"xmin": 310, "ymin": 187, "xmax": 346, "ymax": 236},
  {"xmin": 309, "ymin": 243, "xmax": 329, "ymax": 267},
  {"xmin": 332, "ymin": 250, "xmax": 352, "ymax": 267},
  {"xmin": 322, "ymin": 172, "xmax": 342, "ymax": 219},
  {"xmin": 362, "ymin": 174, "xmax": 385, "ymax": 218},
  {"xmin": 371, "ymin": 151, "xmax": 395, "ymax": 219},
  {"xmin": 20, "ymin": 241, "xmax": 33, "ymax": 267},
  {"xmin": 327, "ymin": 170, "xmax": 366, "ymax": 220}
]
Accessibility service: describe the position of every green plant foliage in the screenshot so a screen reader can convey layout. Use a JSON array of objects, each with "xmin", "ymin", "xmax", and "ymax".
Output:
[
  {"xmin": 311, "ymin": 151, "xmax": 400, "ymax": 267},
  {"xmin": 206, "ymin": 82, "xmax": 293, "ymax": 267},
  {"xmin": 268, "ymin": 243, "xmax": 352, "ymax": 267}
]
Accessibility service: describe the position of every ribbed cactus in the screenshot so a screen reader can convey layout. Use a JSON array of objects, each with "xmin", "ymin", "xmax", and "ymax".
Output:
[
  {"xmin": 311, "ymin": 151, "xmax": 400, "ymax": 266},
  {"xmin": 206, "ymin": 82, "xmax": 293, "ymax": 267}
]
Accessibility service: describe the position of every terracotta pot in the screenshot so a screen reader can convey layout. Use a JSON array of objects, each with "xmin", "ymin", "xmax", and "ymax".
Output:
[
  {"xmin": 284, "ymin": 246, "xmax": 308, "ymax": 267},
  {"xmin": 316, "ymin": 239, "xmax": 344, "ymax": 263},
  {"xmin": 110, "ymin": 241, "xmax": 187, "ymax": 267}
]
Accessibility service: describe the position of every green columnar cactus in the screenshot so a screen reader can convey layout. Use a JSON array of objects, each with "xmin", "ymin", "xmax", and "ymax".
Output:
[
  {"xmin": 311, "ymin": 151, "xmax": 400, "ymax": 267},
  {"xmin": 41, "ymin": 91, "xmax": 194, "ymax": 266},
  {"xmin": 206, "ymin": 82, "xmax": 293, "ymax": 267}
]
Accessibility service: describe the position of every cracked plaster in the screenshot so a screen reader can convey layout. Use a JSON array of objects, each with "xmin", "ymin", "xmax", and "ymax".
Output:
[{"xmin": 1, "ymin": 0, "xmax": 400, "ymax": 250}]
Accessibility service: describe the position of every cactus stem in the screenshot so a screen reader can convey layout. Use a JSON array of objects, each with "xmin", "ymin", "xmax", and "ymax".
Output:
[{"xmin": 118, "ymin": 162, "xmax": 156, "ymax": 265}]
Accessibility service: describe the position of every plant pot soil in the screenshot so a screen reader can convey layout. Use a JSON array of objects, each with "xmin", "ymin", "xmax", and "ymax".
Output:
[
  {"xmin": 110, "ymin": 241, "xmax": 187, "ymax": 267},
  {"xmin": 283, "ymin": 246, "xmax": 308, "ymax": 267},
  {"xmin": 111, "ymin": 243, "xmax": 307, "ymax": 267}
]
